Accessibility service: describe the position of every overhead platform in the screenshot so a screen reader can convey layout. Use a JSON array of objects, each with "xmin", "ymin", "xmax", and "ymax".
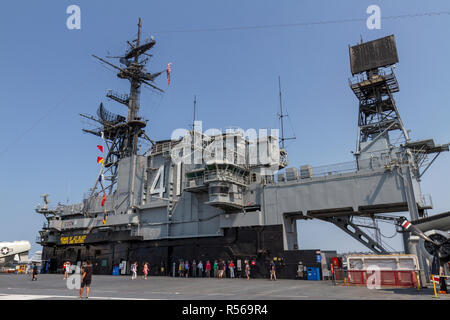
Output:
[
  {"xmin": 405, "ymin": 139, "xmax": 450, "ymax": 154},
  {"xmin": 265, "ymin": 164, "xmax": 423, "ymax": 221},
  {"xmin": 302, "ymin": 202, "xmax": 410, "ymax": 218}
]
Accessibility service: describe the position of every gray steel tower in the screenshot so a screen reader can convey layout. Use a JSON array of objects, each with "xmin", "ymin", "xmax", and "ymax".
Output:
[{"xmin": 349, "ymin": 35, "xmax": 448, "ymax": 284}]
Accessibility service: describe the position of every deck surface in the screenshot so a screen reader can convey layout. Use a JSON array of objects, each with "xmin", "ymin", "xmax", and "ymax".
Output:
[{"xmin": 0, "ymin": 274, "xmax": 447, "ymax": 300}]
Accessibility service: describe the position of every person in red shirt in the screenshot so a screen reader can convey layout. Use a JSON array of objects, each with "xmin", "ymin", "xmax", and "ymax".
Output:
[
  {"xmin": 143, "ymin": 262, "xmax": 149, "ymax": 280},
  {"xmin": 228, "ymin": 260, "xmax": 235, "ymax": 278},
  {"xmin": 63, "ymin": 262, "xmax": 67, "ymax": 280},
  {"xmin": 205, "ymin": 260, "xmax": 211, "ymax": 278}
]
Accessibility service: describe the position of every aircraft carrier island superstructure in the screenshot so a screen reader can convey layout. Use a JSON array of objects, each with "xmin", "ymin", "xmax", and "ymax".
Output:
[{"xmin": 36, "ymin": 22, "xmax": 450, "ymax": 282}]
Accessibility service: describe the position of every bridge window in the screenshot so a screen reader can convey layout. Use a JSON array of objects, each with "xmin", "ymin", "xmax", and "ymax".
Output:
[{"xmin": 209, "ymin": 186, "xmax": 229, "ymax": 194}]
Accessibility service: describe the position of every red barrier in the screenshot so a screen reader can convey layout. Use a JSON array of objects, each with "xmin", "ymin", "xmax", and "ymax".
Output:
[{"xmin": 334, "ymin": 269, "xmax": 418, "ymax": 288}]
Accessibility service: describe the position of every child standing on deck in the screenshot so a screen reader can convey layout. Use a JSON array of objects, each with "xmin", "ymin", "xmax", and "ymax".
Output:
[
  {"xmin": 180, "ymin": 260, "xmax": 184, "ymax": 277},
  {"xmin": 245, "ymin": 260, "xmax": 251, "ymax": 280},
  {"xmin": 185, "ymin": 260, "xmax": 190, "ymax": 278},
  {"xmin": 143, "ymin": 262, "xmax": 149, "ymax": 280},
  {"xmin": 131, "ymin": 261, "xmax": 138, "ymax": 280}
]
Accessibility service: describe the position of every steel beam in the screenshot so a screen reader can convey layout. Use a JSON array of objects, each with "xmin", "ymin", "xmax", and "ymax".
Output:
[{"xmin": 318, "ymin": 216, "xmax": 389, "ymax": 254}]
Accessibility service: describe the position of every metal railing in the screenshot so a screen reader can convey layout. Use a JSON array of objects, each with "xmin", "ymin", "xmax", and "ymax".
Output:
[
  {"xmin": 60, "ymin": 203, "xmax": 84, "ymax": 216},
  {"xmin": 309, "ymin": 155, "xmax": 403, "ymax": 178},
  {"xmin": 348, "ymin": 67, "xmax": 397, "ymax": 87},
  {"xmin": 107, "ymin": 89, "xmax": 129, "ymax": 103},
  {"xmin": 275, "ymin": 157, "xmax": 397, "ymax": 183},
  {"xmin": 312, "ymin": 160, "xmax": 358, "ymax": 177},
  {"xmin": 151, "ymin": 140, "xmax": 181, "ymax": 154},
  {"xmin": 204, "ymin": 170, "xmax": 249, "ymax": 186}
]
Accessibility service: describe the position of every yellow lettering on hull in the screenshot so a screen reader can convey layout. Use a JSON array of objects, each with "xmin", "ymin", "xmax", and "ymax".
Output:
[{"xmin": 60, "ymin": 235, "xmax": 86, "ymax": 245}]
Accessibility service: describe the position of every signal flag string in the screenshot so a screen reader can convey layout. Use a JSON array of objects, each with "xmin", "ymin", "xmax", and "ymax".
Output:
[
  {"xmin": 96, "ymin": 136, "xmax": 108, "ymax": 225},
  {"xmin": 153, "ymin": 11, "xmax": 450, "ymax": 34}
]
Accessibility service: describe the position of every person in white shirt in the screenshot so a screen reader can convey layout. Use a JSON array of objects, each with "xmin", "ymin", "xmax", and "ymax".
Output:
[
  {"xmin": 131, "ymin": 262, "xmax": 138, "ymax": 280},
  {"xmin": 198, "ymin": 261, "xmax": 203, "ymax": 278}
]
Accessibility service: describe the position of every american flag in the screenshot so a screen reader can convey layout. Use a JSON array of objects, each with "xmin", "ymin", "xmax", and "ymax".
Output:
[{"xmin": 167, "ymin": 63, "xmax": 173, "ymax": 85}]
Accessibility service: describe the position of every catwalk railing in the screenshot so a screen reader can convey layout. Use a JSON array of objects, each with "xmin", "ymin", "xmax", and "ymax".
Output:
[{"xmin": 275, "ymin": 155, "xmax": 404, "ymax": 184}]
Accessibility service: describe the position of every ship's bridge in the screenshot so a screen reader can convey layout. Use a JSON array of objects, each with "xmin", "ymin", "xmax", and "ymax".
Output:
[{"xmin": 185, "ymin": 161, "xmax": 250, "ymax": 210}]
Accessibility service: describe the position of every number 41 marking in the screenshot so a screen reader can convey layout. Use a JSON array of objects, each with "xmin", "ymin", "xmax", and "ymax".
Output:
[{"xmin": 150, "ymin": 165, "xmax": 165, "ymax": 198}]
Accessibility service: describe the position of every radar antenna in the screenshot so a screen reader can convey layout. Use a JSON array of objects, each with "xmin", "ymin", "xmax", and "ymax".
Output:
[{"xmin": 41, "ymin": 194, "xmax": 49, "ymax": 210}]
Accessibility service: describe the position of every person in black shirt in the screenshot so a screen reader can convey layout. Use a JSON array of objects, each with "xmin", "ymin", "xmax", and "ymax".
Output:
[
  {"xmin": 79, "ymin": 261, "xmax": 93, "ymax": 299},
  {"xmin": 31, "ymin": 263, "xmax": 38, "ymax": 281},
  {"xmin": 218, "ymin": 260, "xmax": 224, "ymax": 278}
]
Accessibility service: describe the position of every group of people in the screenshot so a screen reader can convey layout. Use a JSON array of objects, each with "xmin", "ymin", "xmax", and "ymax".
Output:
[
  {"xmin": 131, "ymin": 261, "xmax": 150, "ymax": 280},
  {"xmin": 128, "ymin": 259, "xmax": 259, "ymax": 279},
  {"xmin": 129, "ymin": 259, "xmax": 277, "ymax": 280},
  {"xmin": 60, "ymin": 258, "xmax": 277, "ymax": 288},
  {"xmin": 174, "ymin": 259, "xmax": 240, "ymax": 279},
  {"xmin": 53, "ymin": 258, "xmax": 275, "ymax": 300},
  {"xmin": 62, "ymin": 260, "xmax": 93, "ymax": 299}
]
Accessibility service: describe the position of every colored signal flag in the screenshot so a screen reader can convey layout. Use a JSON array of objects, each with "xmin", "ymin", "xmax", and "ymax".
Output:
[
  {"xmin": 97, "ymin": 145, "xmax": 103, "ymax": 153},
  {"xmin": 401, "ymin": 220, "xmax": 411, "ymax": 230},
  {"xmin": 97, "ymin": 157, "xmax": 104, "ymax": 164},
  {"xmin": 167, "ymin": 63, "xmax": 172, "ymax": 85},
  {"xmin": 98, "ymin": 174, "xmax": 104, "ymax": 183},
  {"xmin": 101, "ymin": 193, "xmax": 106, "ymax": 206},
  {"xmin": 102, "ymin": 209, "xmax": 107, "ymax": 225}
]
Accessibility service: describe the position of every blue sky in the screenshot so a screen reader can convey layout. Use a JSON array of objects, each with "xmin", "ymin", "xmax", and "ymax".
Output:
[{"xmin": 1, "ymin": 0, "xmax": 450, "ymax": 256}]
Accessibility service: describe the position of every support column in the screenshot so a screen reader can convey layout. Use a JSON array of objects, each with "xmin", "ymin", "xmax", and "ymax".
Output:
[
  {"xmin": 282, "ymin": 214, "xmax": 298, "ymax": 250},
  {"xmin": 402, "ymin": 165, "xmax": 430, "ymax": 286}
]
